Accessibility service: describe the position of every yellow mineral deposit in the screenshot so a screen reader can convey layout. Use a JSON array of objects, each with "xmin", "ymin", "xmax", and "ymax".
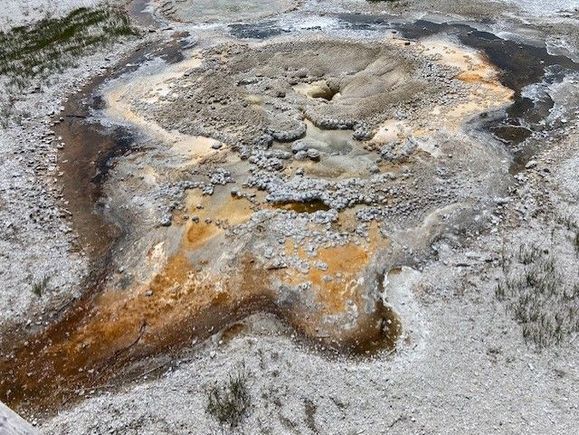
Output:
[
  {"xmin": 421, "ymin": 38, "xmax": 514, "ymax": 131},
  {"xmin": 104, "ymin": 54, "xmax": 220, "ymax": 162}
]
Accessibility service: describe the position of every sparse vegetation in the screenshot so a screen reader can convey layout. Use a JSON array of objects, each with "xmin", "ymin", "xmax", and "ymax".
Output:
[
  {"xmin": 206, "ymin": 364, "xmax": 252, "ymax": 428},
  {"xmin": 496, "ymin": 242, "xmax": 579, "ymax": 348},
  {"xmin": 556, "ymin": 211, "xmax": 579, "ymax": 255},
  {"xmin": 0, "ymin": 6, "xmax": 138, "ymax": 128},
  {"xmin": 556, "ymin": 210, "xmax": 577, "ymax": 231},
  {"xmin": 31, "ymin": 276, "xmax": 50, "ymax": 297},
  {"xmin": 304, "ymin": 398, "xmax": 319, "ymax": 434},
  {"xmin": 0, "ymin": 6, "xmax": 138, "ymax": 90}
]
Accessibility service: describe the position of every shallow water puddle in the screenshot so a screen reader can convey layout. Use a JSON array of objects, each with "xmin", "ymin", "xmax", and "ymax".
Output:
[
  {"xmin": 272, "ymin": 199, "xmax": 330, "ymax": 213},
  {"xmin": 302, "ymin": 119, "xmax": 354, "ymax": 155}
]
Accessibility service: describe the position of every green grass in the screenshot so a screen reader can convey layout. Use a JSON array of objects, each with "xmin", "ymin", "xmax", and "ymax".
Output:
[
  {"xmin": 206, "ymin": 365, "xmax": 252, "ymax": 429},
  {"xmin": 31, "ymin": 276, "xmax": 50, "ymax": 297},
  {"xmin": 0, "ymin": 6, "xmax": 138, "ymax": 89}
]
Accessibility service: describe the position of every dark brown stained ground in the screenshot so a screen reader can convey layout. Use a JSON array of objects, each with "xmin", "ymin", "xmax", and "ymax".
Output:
[{"xmin": 0, "ymin": 240, "xmax": 399, "ymax": 413}]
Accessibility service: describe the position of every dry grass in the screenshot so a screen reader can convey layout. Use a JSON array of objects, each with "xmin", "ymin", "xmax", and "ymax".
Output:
[{"xmin": 496, "ymin": 242, "xmax": 579, "ymax": 348}]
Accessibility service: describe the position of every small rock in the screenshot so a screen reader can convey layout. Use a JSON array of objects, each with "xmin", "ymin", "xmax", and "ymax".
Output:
[
  {"xmin": 295, "ymin": 68, "xmax": 308, "ymax": 78},
  {"xmin": 525, "ymin": 160, "xmax": 538, "ymax": 169},
  {"xmin": 291, "ymin": 140, "xmax": 309, "ymax": 154},
  {"xmin": 295, "ymin": 150, "xmax": 308, "ymax": 160},
  {"xmin": 307, "ymin": 148, "xmax": 321, "ymax": 162},
  {"xmin": 159, "ymin": 215, "xmax": 172, "ymax": 227}
]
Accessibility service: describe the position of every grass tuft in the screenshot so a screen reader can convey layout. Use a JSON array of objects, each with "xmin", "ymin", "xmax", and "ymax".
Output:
[
  {"xmin": 31, "ymin": 276, "xmax": 50, "ymax": 297},
  {"xmin": 496, "ymin": 242, "xmax": 579, "ymax": 348},
  {"xmin": 206, "ymin": 364, "xmax": 252, "ymax": 429}
]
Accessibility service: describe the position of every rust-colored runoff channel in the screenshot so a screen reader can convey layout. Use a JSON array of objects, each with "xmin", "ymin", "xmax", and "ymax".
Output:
[
  {"xmin": 0, "ymin": 57, "xmax": 400, "ymax": 417},
  {"xmin": 0, "ymin": 244, "xmax": 399, "ymax": 414},
  {"xmin": 0, "ymin": 36, "xmax": 191, "ymax": 413},
  {"xmin": 0, "ymin": 253, "xmax": 274, "ymax": 414},
  {"xmin": 0, "ymin": 21, "xmax": 410, "ymax": 415}
]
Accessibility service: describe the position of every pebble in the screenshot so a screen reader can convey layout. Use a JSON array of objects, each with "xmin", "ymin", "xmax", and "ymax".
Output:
[
  {"xmin": 525, "ymin": 160, "xmax": 538, "ymax": 169},
  {"xmin": 307, "ymin": 148, "xmax": 321, "ymax": 161},
  {"xmin": 291, "ymin": 140, "xmax": 309, "ymax": 154}
]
